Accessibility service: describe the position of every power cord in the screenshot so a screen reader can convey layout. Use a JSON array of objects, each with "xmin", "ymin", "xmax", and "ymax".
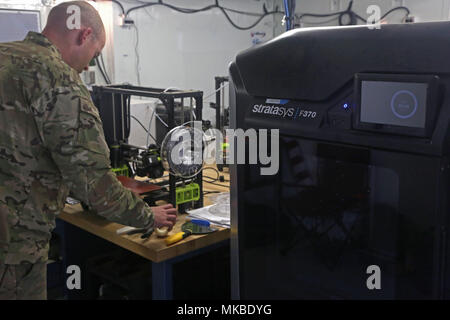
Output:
[
  {"xmin": 203, "ymin": 167, "xmax": 229, "ymax": 184},
  {"xmin": 99, "ymin": 53, "xmax": 111, "ymax": 84},
  {"xmin": 204, "ymin": 190, "xmax": 222, "ymax": 195},
  {"xmin": 203, "ymin": 166, "xmax": 220, "ymax": 182},
  {"xmin": 379, "ymin": 6, "xmax": 411, "ymax": 23},
  {"xmin": 203, "ymin": 180, "xmax": 230, "ymax": 189},
  {"xmin": 146, "ymin": 107, "xmax": 155, "ymax": 148},
  {"xmin": 110, "ymin": 0, "xmax": 125, "ymax": 16},
  {"xmin": 95, "ymin": 56, "xmax": 110, "ymax": 84},
  {"xmin": 94, "ymin": 53, "xmax": 112, "ymax": 85},
  {"xmin": 132, "ymin": 24, "xmax": 141, "ymax": 86}
]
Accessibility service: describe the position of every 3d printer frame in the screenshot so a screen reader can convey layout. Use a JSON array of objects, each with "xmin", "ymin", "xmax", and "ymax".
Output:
[
  {"xmin": 91, "ymin": 84, "xmax": 204, "ymax": 209},
  {"xmin": 210, "ymin": 76, "xmax": 229, "ymax": 172},
  {"xmin": 212, "ymin": 76, "xmax": 229, "ymax": 132}
]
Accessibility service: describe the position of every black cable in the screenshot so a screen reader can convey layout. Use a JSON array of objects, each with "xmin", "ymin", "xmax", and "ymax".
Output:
[
  {"xmin": 336, "ymin": 0, "xmax": 356, "ymax": 26},
  {"xmin": 204, "ymin": 190, "xmax": 221, "ymax": 195},
  {"xmin": 126, "ymin": 96, "xmax": 131, "ymax": 138},
  {"xmin": 100, "ymin": 53, "xmax": 111, "ymax": 84},
  {"xmin": 146, "ymin": 108, "xmax": 155, "ymax": 148},
  {"xmin": 353, "ymin": 6, "xmax": 410, "ymax": 24},
  {"xmin": 296, "ymin": 1, "xmax": 410, "ymax": 27},
  {"xmin": 338, "ymin": 11, "xmax": 357, "ymax": 26},
  {"xmin": 220, "ymin": 7, "xmax": 284, "ymax": 31},
  {"xmin": 100, "ymin": 60, "xmax": 110, "ymax": 84},
  {"xmin": 108, "ymin": 0, "xmax": 126, "ymax": 16},
  {"xmin": 132, "ymin": 24, "xmax": 141, "ymax": 86},
  {"xmin": 202, "ymin": 167, "xmax": 220, "ymax": 182},
  {"xmin": 155, "ymin": 3, "xmax": 216, "ymax": 14},
  {"xmin": 219, "ymin": 7, "xmax": 269, "ymax": 31},
  {"xmin": 203, "ymin": 176, "xmax": 219, "ymax": 183},
  {"xmin": 297, "ymin": 11, "xmax": 342, "ymax": 20},
  {"xmin": 203, "ymin": 173, "xmax": 218, "ymax": 180},
  {"xmin": 340, "ymin": 0, "xmax": 356, "ymax": 25},
  {"xmin": 95, "ymin": 57, "xmax": 110, "ymax": 84},
  {"xmin": 203, "ymin": 180, "xmax": 229, "ymax": 188},
  {"xmin": 380, "ymin": 6, "xmax": 410, "ymax": 21},
  {"xmin": 353, "ymin": 13, "xmax": 367, "ymax": 23},
  {"xmin": 220, "ymin": 5, "xmax": 266, "ymax": 17},
  {"xmin": 203, "ymin": 167, "xmax": 229, "ymax": 183},
  {"xmin": 295, "ymin": 15, "xmax": 339, "ymax": 26}
]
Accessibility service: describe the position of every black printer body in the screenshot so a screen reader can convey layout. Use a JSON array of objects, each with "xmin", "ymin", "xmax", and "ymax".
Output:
[{"xmin": 229, "ymin": 22, "xmax": 450, "ymax": 299}]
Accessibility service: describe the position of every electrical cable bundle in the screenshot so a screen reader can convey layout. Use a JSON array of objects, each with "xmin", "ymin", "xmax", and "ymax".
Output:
[
  {"xmin": 296, "ymin": 1, "xmax": 411, "ymax": 27},
  {"xmin": 102, "ymin": 0, "xmax": 413, "ymax": 33},
  {"xmin": 103, "ymin": 0, "xmax": 284, "ymax": 31}
]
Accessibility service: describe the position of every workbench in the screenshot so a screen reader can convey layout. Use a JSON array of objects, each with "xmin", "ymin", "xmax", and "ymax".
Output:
[{"xmin": 56, "ymin": 168, "xmax": 230, "ymax": 300}]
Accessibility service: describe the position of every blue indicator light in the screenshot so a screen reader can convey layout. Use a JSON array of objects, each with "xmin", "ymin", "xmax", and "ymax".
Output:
[{"xmin": 343, "ymin": 103, "xmax": 349, "ymax": 109}]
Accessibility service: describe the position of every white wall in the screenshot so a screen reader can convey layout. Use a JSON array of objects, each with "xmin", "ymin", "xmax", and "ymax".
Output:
[
  {"xmin": 274, "ymin": 0, "xmax": 450, "ymax": 33},
  {"xmin": 110, "ymin": 0, "xmax": 280, "ymax": 125}
]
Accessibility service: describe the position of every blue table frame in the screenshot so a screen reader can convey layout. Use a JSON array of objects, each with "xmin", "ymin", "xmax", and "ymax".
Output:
[{"xmin": 53, "ymin": 217, "xmax": 229, "ymax": 299}]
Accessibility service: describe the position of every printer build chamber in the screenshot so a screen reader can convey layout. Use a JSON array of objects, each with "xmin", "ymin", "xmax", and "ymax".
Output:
[{"xmin": 230, "ymin": 22, "xmax": 450, "ymax": 299}]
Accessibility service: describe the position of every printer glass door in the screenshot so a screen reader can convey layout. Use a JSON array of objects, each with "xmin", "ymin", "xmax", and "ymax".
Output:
[{"xmin": 239, "ymin": 137, "xmax": 440, "ymax": 299}]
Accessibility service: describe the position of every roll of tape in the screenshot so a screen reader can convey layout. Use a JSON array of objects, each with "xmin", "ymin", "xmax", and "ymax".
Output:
[{"xmin": 155, "ymin": 227, "xmax": 168, "ymax": 237}]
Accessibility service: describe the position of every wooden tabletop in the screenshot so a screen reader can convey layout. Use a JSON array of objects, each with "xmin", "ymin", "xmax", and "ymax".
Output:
[{"xmin": 58, "ymin": 167, "xmax": 230, "ymax": 263}]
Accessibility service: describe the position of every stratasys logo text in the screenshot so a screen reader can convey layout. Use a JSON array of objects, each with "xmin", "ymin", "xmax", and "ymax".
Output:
[{"xmin": 252, "ymin": 104, "xmax": 295, "ymax": 118}]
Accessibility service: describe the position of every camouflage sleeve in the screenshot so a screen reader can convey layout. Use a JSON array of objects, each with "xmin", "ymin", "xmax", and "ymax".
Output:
[{"xmin": 36, "ymin": 86, "xmax": 154, "ymax": 229}]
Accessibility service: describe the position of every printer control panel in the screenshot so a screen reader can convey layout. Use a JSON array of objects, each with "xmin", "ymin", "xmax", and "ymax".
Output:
[{"xmin": 353, "ymin": 73, "xmax": 439, "ymax": 138}]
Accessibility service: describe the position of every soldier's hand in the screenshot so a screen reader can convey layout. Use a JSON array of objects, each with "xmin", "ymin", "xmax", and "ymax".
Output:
[{"xmin": 151, "ymin": 204, "xmax": 177, "ymax": 231}]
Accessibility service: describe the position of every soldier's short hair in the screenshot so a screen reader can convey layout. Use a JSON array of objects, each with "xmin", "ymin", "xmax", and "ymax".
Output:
[{"xmin": 46, "ymin": 1, "xmax": 105, "ymax": 41}]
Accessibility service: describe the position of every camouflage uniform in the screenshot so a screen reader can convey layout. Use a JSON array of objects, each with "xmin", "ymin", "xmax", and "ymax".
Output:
[
  {"xmin": 0, "ymin": 262, "xmax": 47, "ymax": 300},
  {"xmin": 0, "ymin": 32, "xmax": 154, "ymax": 299}
]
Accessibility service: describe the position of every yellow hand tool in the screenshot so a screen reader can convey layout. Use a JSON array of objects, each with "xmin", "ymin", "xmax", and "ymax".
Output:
[{"xmin": 165, "ymin": 220, "xmax": 217, "ymax": 246}]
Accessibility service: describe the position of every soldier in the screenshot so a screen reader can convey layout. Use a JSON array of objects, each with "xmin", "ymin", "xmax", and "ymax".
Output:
[{"xmin": 0, "ymin": 1, "xmax": 177, "ymax": 299}]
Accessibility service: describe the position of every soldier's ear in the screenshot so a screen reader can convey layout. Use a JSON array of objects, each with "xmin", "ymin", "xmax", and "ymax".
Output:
[{"xmin": 78, "ymin": 27, "xmax": 93, "ymax": 45}]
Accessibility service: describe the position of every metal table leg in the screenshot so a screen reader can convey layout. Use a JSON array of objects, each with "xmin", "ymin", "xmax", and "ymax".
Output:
[{"xmin": 152, "ymin": 260, "xmax": 173, "ymax": 300}]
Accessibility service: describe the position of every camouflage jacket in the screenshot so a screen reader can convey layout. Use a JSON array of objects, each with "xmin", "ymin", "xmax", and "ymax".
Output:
[{"xmin": 0, "ymin": 32, "xmax": 154, "ymax": 264}]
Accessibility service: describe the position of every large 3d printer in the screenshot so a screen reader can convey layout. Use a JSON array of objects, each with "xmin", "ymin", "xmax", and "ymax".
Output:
[
  {"xmin": 230, "ymin": 22, "xmax": 450, "ymax": 299},
  {"xmin": 91, "ymin": 85, "xmax": 204, "ymax": 211}
]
